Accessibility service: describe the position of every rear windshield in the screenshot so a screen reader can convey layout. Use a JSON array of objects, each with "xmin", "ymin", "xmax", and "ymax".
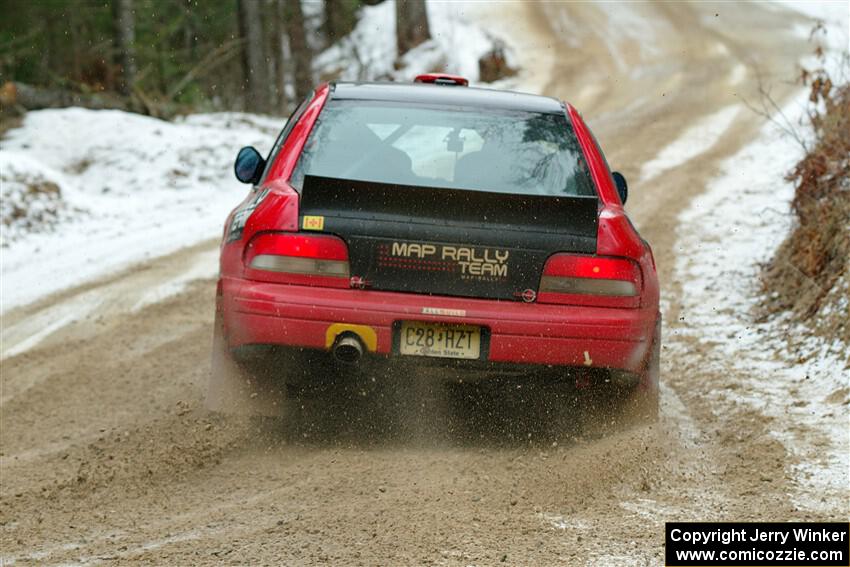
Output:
[{"xmin": 291, "ymin": 100, "xmax": 596, "ymax": 197}]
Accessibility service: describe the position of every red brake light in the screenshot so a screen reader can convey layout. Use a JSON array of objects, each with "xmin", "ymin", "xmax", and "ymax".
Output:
[
  {"xmin": 249, "ymin": 232, "xmax": 348, "ymax": 261},
  {"xmin": 539, "ymin": 255, "xmax": 642, "ymax": 308},
  {"xmin": 414, "ymin": 73, "xmax": 469, "ymax": 86},
  {"xmin": 244, "ymin": 233, "xmax": 350, "ymax": 287}
]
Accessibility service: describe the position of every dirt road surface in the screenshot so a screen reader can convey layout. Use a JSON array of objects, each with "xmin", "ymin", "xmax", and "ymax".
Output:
[{"xmin": 2, "ymin": 3, "xmax": 845, "ymax": 565}]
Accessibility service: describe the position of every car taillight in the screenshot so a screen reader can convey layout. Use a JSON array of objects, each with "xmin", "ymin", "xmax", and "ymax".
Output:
[
  {"xmin": 538, "ymin": 254, "xmax": 642, "ymax": 308},
  {"xmin": 244, "ymin": 232, "xmax": 350, "ymax": 287}
]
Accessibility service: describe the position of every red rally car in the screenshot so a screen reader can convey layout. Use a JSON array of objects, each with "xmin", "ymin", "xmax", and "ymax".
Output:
[{"xmin": 208, "ymin": 74, "xmax": 660, "ymax": 419}]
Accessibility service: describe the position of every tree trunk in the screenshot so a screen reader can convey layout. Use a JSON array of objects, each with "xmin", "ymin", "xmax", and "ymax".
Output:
[
  {"xmin": 68, "ymin": 8, "xmax": 83, "ymax": 83},
  {"xmin": 324, "ymin": 0, "xmax": 358, "ymax": 43},
  {"xmin": 395, "ymin": 0, "xmax": 430, "ymax": 56},
  {"xmin": 268, "ymin": 0, "xmax": 288, "ymax": 113},
  {"xmin": 285, "ymin": 0, "xmax": 313, "ymax": 101},
  {"xmin": 238, "ymin": 0, "xmax": 271, "ymax": 113},
  {"xmin": 112, "ymin": 0, "xmax": 136, "ymax": 96},
  {"xmin": 182, "ymin": 0, "xmax": 198, "ymax": 62},
  {"xmin": 40, "ymin": 4, "xmax": 61, "ymax": 86}
]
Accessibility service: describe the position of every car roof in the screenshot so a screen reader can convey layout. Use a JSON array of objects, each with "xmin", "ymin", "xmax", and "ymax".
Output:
[{"xmin": 329, "ymin": 82, "xmax": 566, "ymax": 115}]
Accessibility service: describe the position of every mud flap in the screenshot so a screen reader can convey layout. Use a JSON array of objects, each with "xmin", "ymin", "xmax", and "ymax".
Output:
[
  {"xmin": 629, "ymin": 316, "xmax": 661, "ymax": 421},
  {"xmin": 206, "ymin": 313, "xmax": 286, "ymax": 417}
]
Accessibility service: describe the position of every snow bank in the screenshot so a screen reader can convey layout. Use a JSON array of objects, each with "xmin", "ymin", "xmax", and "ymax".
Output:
[
  {"xmin": 0, "ymin": 151, "xmax": 81, "ymax": 243},
  {"xmin": 314, "ymin": 0, "xmax": 516, "ymax": 85},
  {"xmin": 0, "ymin": 109, "xmax": 280, "ymax": 312},
  {"xmin": 775, "ymin": 1, "xmax": 850, "ymax": 51},
  {"xmin": 670, "ymin": 88, "xmax": 849, "ymax": 512}
]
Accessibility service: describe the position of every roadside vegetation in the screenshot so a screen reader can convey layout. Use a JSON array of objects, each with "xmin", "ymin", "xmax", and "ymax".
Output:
[{"xmin": 761, "ymin": 43, "xmax": 849, "ymax": 348}]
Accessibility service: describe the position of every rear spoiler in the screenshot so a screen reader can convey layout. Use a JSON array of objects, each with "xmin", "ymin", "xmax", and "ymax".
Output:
[{"xmin": 300, "ymin": 175, "xmax": 598, "ymax": 238}]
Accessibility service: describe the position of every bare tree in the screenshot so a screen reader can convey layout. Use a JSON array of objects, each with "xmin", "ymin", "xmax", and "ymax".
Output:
[
  {"xmin": 182, "ymin": 0, "xmax": 198, "ymax": 62},
  {"xmin": 323, "ymin": 0, "xmax": 358, "ymax": 43},
  {"xmin": 285, "ymin": 0, "xmax": 313, "ymax": 101},
  {"xmin": 395, "ymin": 0, "xmax": 430, "ymax": 56},
  {"xmin": 238, "ymin": 0, "xmax": 271, "ymax": 113},
  {"xmin": 267, "ymin": 0, "xmax": 288, "ymax": 112},
  {"xmin": 112, "ymin": 0, "xmax": 136, "ymax": 95},
  {"xmin": 39, "ymin": 3, "xmax": 59, "ymax": 84}
]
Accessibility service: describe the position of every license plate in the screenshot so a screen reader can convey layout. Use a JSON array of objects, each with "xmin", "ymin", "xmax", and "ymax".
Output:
[{"xmin": 399, "ymin": 321, "xmax": 482, "ymax": 360}]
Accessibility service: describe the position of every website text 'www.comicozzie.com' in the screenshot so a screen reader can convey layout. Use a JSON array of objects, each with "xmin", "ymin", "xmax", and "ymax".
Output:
[{"xmin": 665, "ymin": 522, "xmax": 849, "ymax": 567}]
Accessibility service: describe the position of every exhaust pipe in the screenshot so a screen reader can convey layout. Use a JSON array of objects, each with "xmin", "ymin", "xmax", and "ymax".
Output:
[{"xmin": 333, "ymin": 334, "xmax": 364, "ymax": 364}]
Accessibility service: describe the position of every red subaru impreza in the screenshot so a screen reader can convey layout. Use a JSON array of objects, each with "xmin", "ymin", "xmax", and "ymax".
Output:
[{"xmin": 209, "ymin": 74, "xmax": 659, "ymax": 419}]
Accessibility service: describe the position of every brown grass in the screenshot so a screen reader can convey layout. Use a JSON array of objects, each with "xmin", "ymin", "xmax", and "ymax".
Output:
[{"xmin": 760, "ymin": 56, "xmax": 850, "ymax": 345}]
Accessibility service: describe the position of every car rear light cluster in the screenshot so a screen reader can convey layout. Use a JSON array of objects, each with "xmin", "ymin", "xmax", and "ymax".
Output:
[
  {"xmin": 538, "ymin": 254, "xmax": 642, "ymax": 308},
  {"xmin": 244, "ymin": 232, "xmax": 350, "ymax": 287}
]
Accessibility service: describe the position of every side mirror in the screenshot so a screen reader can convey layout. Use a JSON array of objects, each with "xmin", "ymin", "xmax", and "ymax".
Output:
[
  {"xmin": 234, "ymin": 146, "xmax": 265, "ymax": 184},
  {"xmin": 612, "ymin": 171, "xmax": 628, "ymax": 205}
]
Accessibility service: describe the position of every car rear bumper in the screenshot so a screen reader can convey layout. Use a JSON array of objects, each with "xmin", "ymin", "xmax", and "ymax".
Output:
[{"xmin": 219, "ymin": 277, "xmax": 657, "ymax": 373}]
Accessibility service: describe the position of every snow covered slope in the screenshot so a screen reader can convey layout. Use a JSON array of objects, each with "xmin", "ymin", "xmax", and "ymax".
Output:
[
  {"xmin": 314, "ymin": 0, "xmax": 516, "ymax": 84},
  {"xmin": 0, "ymin": 109, "xmax": 280, "ymax": 312}
]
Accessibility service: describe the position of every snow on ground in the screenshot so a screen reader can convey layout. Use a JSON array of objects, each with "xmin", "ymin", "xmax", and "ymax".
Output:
[
  {"xmin": 0, "ymin": 151, "xmax": 81, "ymax": 242},
  {"xmin": 0, "ymin": 109, "xmax": 280, "ymax": 313},
  {"xmin": 669, "ymin": 87, "xmax": 849, "ymax": 512},
  {"xmin": 775, "ymin": 1, "xmax": 850, "ymax": 51},
  {"xmin": 638, "ymin": 105, "xmax": 740, "ymax": 184},
  {"xmin": 314, "ymin": 0, "xmax": 516, "ymax": 85}
]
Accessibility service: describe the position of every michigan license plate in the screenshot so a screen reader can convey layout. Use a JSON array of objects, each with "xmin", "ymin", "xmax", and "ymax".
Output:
[{"xmin": 399, "ymin": 322, "xmax": 482, "ymax": 360}]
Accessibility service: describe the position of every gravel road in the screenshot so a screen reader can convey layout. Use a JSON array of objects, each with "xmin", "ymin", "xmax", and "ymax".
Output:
[{"xmin": 2, "ymin": 3, "xmax": 844, "ymax": 565}]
